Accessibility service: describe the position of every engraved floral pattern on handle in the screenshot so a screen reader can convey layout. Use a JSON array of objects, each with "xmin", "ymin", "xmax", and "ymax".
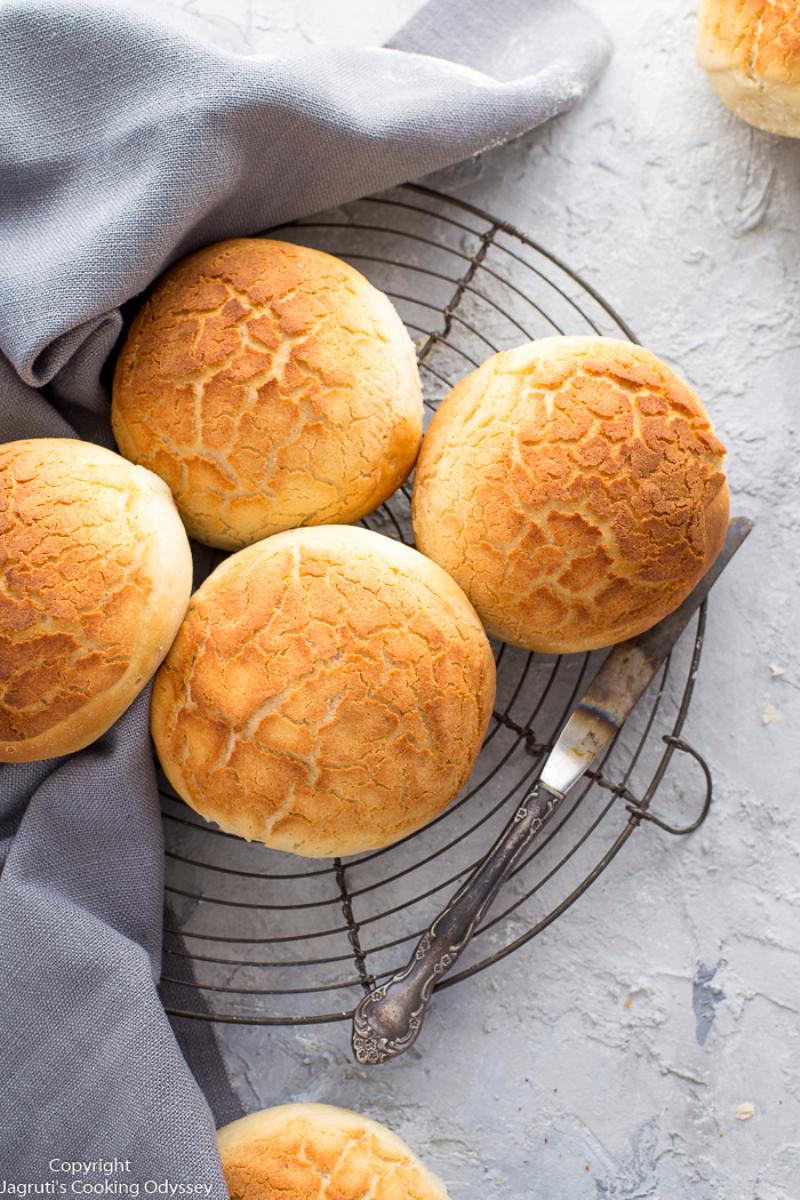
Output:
[{"xmin": 351, "ymin": 783, "xmax": 559, "ymax": 1064}]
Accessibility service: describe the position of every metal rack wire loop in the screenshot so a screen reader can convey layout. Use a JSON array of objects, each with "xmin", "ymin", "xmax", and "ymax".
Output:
[
  {"xmin": 624, "ymin": 735, "xmax": 714, "ymax": 836},
  {"xmin": 157, "ymin": 184, "xmax": 713, "ymax": 1026}
]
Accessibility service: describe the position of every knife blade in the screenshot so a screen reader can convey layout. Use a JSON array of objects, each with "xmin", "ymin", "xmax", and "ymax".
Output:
[{"xmin": 351, "ymin": 516, "xmax": 752, "ymax": 1065}]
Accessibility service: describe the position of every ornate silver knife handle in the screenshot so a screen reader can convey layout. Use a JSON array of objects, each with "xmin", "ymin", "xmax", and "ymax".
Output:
[{"xmin": 351, "ymin": 783, "xmax": 560, "ymax": 1065}]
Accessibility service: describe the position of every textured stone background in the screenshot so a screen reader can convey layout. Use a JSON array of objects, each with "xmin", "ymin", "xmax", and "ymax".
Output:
[{"xmin": 160, "ymin": 1, "xmax": 800, "ymax": 1196}]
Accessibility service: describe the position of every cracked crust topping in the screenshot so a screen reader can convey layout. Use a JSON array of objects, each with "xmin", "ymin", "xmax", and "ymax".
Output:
[
  {"xmin": 697, "ymin": 0, "xmax": 800, "ymax": 135},
  {"xmin": 111, "ymin": 238, "xmax": 423, "ymax": 550},
  {"xmin": 150, "ymin": 525, "xmax": 495, "ymax": 857},
  {"xmin": 218, "ymin": 1104, "xmax": 449, "ymax": 1200},
  {"xmin": 0, "ymin": 438, "xmax": 192, "ymax": 762},
  {"xmin": 412, "ymin": 337, "xmax": 729, "ymax": 655}
]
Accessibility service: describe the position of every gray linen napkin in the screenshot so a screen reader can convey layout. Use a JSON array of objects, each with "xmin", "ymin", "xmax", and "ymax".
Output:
[{"xmin": 0, "ymin": 0, "xmax": 609, "ymax": 1187}]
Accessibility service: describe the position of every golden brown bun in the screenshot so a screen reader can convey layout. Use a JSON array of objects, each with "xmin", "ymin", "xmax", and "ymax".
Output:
[
  {"xmin": 0, "ymin": 438, "xmax": 192, "ymax": 762},
  {"xmin": 697, "ymin": 0, "xmax": 800, "ymax": 136},
  {"xmin": 218, "ymin": 1104, "xmax": 450, "ymax": 1200},
  {"xmin": 412, "ymin": 337, "xmax": 729, "ymax": 655},
  {"xmin": 151, "ymin": 525, "xmax": 495, "ymax": 857},
  {"xmin": 111, "ymin": 238, "xmax": 423, "ymax": 549}
]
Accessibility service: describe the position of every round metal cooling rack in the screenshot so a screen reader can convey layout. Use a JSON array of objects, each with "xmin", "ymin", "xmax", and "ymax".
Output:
[{"xmin": 159, "ymin": 184, "xmax": 714, "ymax": 1026}]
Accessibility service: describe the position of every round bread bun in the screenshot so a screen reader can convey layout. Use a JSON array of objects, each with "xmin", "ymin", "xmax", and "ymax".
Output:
[
  {"xmin": 218, "ymin": 1103, "xmax": 449, "ymax": 1200},
  {"xmin": 111, "ymin": 238, "xmax": 423, "ymax": 550},
  {"xmin": 697, "ymin": 0, "xmax": 800, "ymax": 136},
  {"xmin": 0, "ymin": 438, "xmax": 192, "ymax": 763},
  {"xmin": 151, "ymin": 525, "xmax": 495, "ymax": 857},
  {"xmin": 412, "ymin": 337, "xmax": 729, "ymax": 655}
]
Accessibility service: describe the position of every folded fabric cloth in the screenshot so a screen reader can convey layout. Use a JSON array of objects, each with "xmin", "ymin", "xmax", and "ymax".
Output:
[{"xmin": 0, "ymin": 0, "xmax": 609, "ymax": 1187}]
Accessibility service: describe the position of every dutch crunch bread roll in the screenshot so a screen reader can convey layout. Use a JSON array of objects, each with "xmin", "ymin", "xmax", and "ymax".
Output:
[
  {"xmin": 112, "ymin": 238, "xmax": 423, "ymax": 549},
  {"xmin": 218, "ymin": 1103, "xmax": 450, "ymax": 1200},
  {"xmin": 413, "ymin": 337, "xmax": 729, "ymax": 654},
  {"xmin": 151, "ymin": 526, "xmax": 495, "ymax": 857},
  {"xmin": 0, "ymin": 438, "xmax": 192, "ymax": 762},
  {"xmin": 697, "ymin": 0, "xmax": 800, "ymax": 137}
]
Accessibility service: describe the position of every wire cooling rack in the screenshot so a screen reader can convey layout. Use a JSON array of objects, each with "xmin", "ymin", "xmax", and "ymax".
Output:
[{"xmin": 159, "ymin": 185, "xmax": 714, "ymax": 1026}]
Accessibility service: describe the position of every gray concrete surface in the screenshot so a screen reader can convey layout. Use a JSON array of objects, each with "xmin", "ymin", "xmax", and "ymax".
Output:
[{"xmin": 163, "ymin": 1, "xmax": 800, "ymax": 1195}]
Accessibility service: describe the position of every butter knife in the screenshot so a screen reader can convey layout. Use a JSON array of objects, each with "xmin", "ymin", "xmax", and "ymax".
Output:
[{"xmin": 351, "ymin": 516, "xmax": 752, "ymax": 1065}]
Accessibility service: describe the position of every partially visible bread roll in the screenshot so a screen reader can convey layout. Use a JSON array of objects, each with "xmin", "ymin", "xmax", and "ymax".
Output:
[
  {"xmin": 0, "ymin": 438, "xmax": 192, "ymax": 762},
  {"xmin": 412, "ymin": 337, "xmax": 729, "ymax": 655},
  {"xmin": 218, "ymin": 1103, "xmax": 450, "ymax": 1200},
  {"xmin": 112, "ymin": 238, "xmax": 423, "ymax": 550},
  {"xmin": 151, "ymin": 525, "xmax": 495, "ymax": 857},
  {"xmin": 697, "ymin": 0, "xmax": 800, "ymax": 136}
]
